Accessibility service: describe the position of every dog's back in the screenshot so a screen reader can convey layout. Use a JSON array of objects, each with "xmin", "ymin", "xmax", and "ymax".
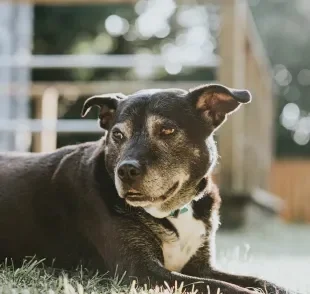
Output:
[{"xmin": 0, "ymin": 143, "xmax": 101, "ymax": 267}]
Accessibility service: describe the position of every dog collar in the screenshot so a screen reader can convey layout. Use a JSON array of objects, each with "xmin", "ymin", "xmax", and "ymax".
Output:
[{"xmin": 169, "ymin": 203, "xmax": 190, "ymax": 218}]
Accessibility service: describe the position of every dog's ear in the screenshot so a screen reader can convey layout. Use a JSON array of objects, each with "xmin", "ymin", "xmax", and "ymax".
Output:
[
  {"xmin": 81, "ymin": 93, "xmax": 127, "ymax": 129},
  {"xmin": 189, "ymin": 84, "xmax": 252, "ymax": 131}
]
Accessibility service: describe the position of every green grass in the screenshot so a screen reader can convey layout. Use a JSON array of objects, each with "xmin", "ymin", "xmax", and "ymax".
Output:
[
  {"xmin": 0, "ymin": 253, "xmax": 306, "ymax": 294},
  {"xmin": 0, "ymin": 257, "xmax": 201, "ymax": 294},
  {"xmin": 0, "ymin": 258, "xmax": 110, "ymax": 294}
]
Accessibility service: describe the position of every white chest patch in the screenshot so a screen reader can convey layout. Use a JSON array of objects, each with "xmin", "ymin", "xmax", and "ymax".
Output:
[{"xmin": 162, "ymin": 206, "xmax": 206, "ymax": 272}]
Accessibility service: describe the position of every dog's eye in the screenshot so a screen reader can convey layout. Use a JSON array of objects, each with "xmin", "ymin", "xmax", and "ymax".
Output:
[
  {"xmin": 160, "ymin": 127, "xmax": 175, "ymax": 136},
  {"xmin": 112, "ymin": 130, "xmax": 124, "ymax": 141}
]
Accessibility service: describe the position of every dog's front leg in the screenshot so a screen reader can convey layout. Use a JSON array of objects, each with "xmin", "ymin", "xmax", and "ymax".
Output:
[
  {"xmin": 82, "ymin": 215, "xmax": 254, "ymax": 294},
  {"xmin": 98, "ymin": 238, "xmax": 255, "ymax": 294},
  {"xmin": 207, "ymin": 270, "xmax": 299, "ymax": 294},
  {"xmin": 183, "ymin": 254, "xmax": 296, "ymax": 293},
  {"xmin": 182, "ymin": 245, "xmax": 297, "ymax": 294}
]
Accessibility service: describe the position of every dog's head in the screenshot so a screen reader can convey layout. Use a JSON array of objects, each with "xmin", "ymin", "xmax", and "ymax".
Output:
[{"xmin": 82, "ymin": 84, "xmax": 251, "ymax": 218}]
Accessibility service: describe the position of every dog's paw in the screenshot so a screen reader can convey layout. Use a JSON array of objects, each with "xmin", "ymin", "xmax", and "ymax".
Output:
[
  {"xmin": 191, "ymin": 282, "xmax": 255, "ymax": 294},
  {"xmin": 250, "ymin": 282, "xmax": 301, "ymax": 294}
]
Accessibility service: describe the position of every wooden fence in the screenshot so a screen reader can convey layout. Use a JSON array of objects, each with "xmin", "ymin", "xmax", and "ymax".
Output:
[
  {"xmin": 3, "ymin": 0, "xmax": 275, "ymax": 206},
  {"xmin": 270, "ymin": 160, "xmax": 310, "ymax": 222},
  {"xmin": 30, "ymin": 0, "xmax": 273, "ymax": 197}
]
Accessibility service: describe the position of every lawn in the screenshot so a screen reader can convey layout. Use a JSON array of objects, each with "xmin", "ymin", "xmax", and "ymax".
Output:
[{"xmin": 0, "ymin": 207, "xmax": 309, "ymax": 294}]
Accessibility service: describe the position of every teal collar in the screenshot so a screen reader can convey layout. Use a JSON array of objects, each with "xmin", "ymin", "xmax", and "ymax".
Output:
[{"xmin": 169, "ymin": 203, "xmax": 191, "ymax": 218}]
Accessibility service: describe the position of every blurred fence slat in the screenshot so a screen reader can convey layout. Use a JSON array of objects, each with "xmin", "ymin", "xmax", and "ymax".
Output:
[
  {"xmin": 217, "ymin": 0, "xmax": 246, "ymax": 193},
  {"xmin": 33, "ymin": 87, "xmax": 59, "ymax": 152},
  {"xmin": 270, "ymin": 160, "xmax": 310, "ymax": 222},
  {"xmin": 0, "ymin": 119, "xmax": 101, "ymax": 133},
  {"xmin": 0, "ymin": 54, "xmax": 218, "ymax": 69},
  {"xmin": 217, "ymin": 0, "xmax": 274, "ymax": 195},
  {"xmin": 0, "ymin": 81, "xmax": 214, "ymax": 98}
]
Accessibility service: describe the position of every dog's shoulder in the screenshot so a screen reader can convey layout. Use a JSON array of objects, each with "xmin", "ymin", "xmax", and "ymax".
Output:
[
  {"xmin": 0, "ymin": 139, "xmax": 105, "ymax": 190},
  {"xmin": 45, "ymin": 138, "xmax": 106, "ymax": 182},
  {"xmin": 0, "ymin": 139, "xmax": 102, "ymax": 165}
]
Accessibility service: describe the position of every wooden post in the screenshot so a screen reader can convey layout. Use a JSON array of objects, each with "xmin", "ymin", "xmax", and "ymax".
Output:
[
  {"xmin": 243, "ymin": 7, "xmax": 274, "ymax": 193},
  {"xmin": 33, "ymin": 87, "xmax": 59, "ymax": 152},
  {"xmin": 243, "ymin": 47, "xmax": 257, "ymax": 192},
  {"xmin": 217, "ymin": 0, "xmax": 247, "ymax": 194},
  {"xmin": 260, "ymin": 66, "xmax": 274, "ymax": 191}
]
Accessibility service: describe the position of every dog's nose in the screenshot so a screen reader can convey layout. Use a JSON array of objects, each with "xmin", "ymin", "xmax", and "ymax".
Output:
[{"xmin": 117, "ymin": 160, "xmax": 141, "ymax": 183}]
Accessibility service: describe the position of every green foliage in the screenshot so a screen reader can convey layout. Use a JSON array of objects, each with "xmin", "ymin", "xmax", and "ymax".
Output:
[
  {"xmin": 250, "ymin": 0, "xmax": 310, "ymax": 157},
  {"xmin": 33, "ymin": 5, "xmax": 135, "ymax": 82}
]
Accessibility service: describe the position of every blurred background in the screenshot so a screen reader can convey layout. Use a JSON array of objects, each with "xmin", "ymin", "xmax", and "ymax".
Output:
[{"xmin": 0, "ymin": 0, "xmax": 309, "ymax": 292}]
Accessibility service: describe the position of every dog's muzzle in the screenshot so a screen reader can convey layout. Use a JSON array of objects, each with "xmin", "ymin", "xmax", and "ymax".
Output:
[{"xmin": 117, "ymin": 160, "xmax": 142, "ymax": 185}]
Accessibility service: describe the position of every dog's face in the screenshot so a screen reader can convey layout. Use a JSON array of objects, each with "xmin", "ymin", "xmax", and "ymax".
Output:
[{"xmin": 82, "ymin": 84, "xmax": 251, "ymax": 218}]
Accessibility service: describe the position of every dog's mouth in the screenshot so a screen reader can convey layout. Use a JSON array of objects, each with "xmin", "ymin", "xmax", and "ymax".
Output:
[{"xmin": 124, "ymin": 182, "xmax": 179, "ymax": 206}]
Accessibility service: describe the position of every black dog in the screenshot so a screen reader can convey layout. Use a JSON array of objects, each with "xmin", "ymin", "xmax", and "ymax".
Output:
[{"xmin": 0, "ymin": 84, "xmax": 295, "ymax": 293}]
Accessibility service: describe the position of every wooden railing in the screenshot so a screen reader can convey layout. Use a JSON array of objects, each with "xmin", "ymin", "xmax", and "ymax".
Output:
[
  {"xmin": 11, "ymin": 1, "xmax": 309, "ymax": 223},
  {"xmin": 29, "ymin": 81, "xmax": 208, "ymax": 152},
  {"xmin": 4, "ymin": 0, "xmax": 275, "ymax": 203}
]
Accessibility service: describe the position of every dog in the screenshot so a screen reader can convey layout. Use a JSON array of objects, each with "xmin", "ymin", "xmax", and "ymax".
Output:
[{"xmin": 0, "ymin": 83, "xmax": 296, "ymax": 294}]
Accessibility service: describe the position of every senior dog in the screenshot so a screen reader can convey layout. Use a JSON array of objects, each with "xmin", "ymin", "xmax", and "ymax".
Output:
[{"xmin": 0, "ymin": 84, "xmax": 295, "ymax": 293}]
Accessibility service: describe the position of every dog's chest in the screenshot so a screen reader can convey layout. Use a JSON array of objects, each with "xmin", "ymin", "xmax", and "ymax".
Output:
[{"xmin": 161, "ymin": 207, "xmax": 206, "ymax": 272}]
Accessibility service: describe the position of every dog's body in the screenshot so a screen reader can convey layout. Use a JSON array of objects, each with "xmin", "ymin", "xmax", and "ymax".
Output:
[
  {"xmin": 0, "ymin": 84, "xmax": 295, "ymax": 293},
  {"xmin": 0, "ymin": 140, "xmax": 219, "ymax": 277}
]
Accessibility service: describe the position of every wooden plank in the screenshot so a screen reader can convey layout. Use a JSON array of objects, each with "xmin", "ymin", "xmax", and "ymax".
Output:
[
  {"xmin": 270, "ymin": 160, "xmax": 310, "ymax": 222},
  {"xmin": 0, "ymin": 119, "xmax": 101, "ymax": 133},
  {"xmin": 245, "ymin": 4, "xmax": 273, "ymax": 91},
  {"xmin": 244, "ymin": 3, "xmax": 274, "ymax": 194},
  {"xmin": 217, "ymin": 0, "xmax": 274, "ymax": 198},
  {"xmin": 0, "ymin": 81, "xmax": 214, "ymax": 98},
  {"xmin": 2, "ymin": 54, "xmax": 218, "ymax": 69},
  {"xmin": 217, "ymin": 0, "xmax": 247, "ymax": 194},
  {"xmin": 33, "ymin": 87, "xmax": 59, "ymax": 152},
  {"xmin": 243, "ymin": 37, "xmax": 273, "ymax": 193},
  {"xmin": 251, "ymin": 188, "xmax": 284, "ymax": 215},
  {"xmin": 243, "ymin": 48, "xmax": 257, "ymax": 192}
]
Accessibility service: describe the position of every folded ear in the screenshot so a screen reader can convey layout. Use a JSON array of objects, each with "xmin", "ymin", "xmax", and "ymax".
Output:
[
  {"xmin": 189, "ymin": 84, "xmax": 252, "ymax": 131},
  {"xmin": 81, "ymin": 93, "xmax": 127, "ymax": 129}
]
